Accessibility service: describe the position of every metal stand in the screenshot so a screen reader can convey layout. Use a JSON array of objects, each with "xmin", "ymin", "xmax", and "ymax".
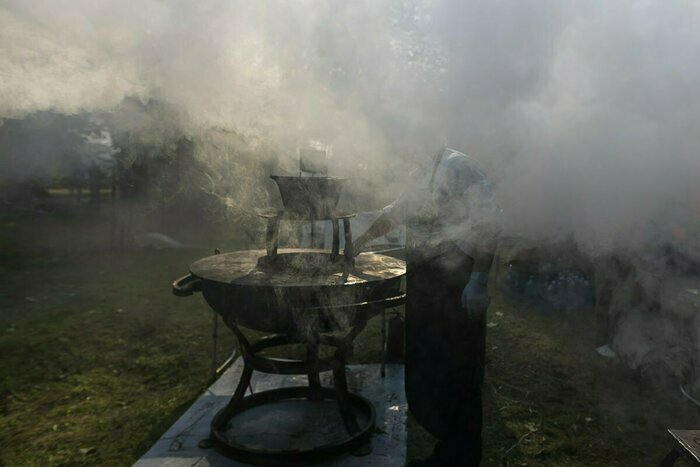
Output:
[
  {"xmin": 178, "ymin": 209, "xmax": 406, "ymax": 464},
  {"xmin": 259, "ymin": 210, "xmax": 356, "ymax": 263},
  {"xmin": 203, "ymin": 298, "xmax": 404, "ymax": 465}
]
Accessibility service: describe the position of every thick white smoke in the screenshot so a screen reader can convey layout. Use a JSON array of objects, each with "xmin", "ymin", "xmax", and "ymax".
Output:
[{"xmin": 1, "ymin": 0, "xmax": 699, "ymax": 252}]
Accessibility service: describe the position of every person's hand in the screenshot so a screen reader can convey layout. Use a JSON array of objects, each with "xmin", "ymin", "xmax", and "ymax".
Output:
[{"xmin": 461, "ymin": 271, "xmax": 490, "ymax": 319}]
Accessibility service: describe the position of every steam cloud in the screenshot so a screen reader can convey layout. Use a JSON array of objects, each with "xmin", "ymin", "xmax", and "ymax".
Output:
[{"xmin": 2, "ymin": 0, "xmax": 698, "ymax": 254}]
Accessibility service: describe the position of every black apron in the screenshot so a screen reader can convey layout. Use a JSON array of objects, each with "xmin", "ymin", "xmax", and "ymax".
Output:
[
  {"xmin": 401, "ymin": 152, "xmax": 487, "ymax": 465},
  {"xmin": 406, "ymin": 244, "xmax": 485, "ymax": 438}
]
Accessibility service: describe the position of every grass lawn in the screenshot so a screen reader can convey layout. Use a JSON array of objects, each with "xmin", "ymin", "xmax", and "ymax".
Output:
[{"xmin": 0, "ymin": 212, "xmax": 697, "ymax": 466}]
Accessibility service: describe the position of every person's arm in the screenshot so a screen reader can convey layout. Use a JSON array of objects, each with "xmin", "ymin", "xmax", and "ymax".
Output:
[
  {"xmin": 461, "ymin": 249, "xmax": 496, "ymax": 313},
  {"xmin": 460, "ymin": 186, "xmax": 501, "ymax": 317},
  {"xmin": 351, "ymin": 169, "xmax": 416, "ymax": 255},
  {"xmin": 351, "ymin": 211, "xmax": 398, "ymax": 256}
]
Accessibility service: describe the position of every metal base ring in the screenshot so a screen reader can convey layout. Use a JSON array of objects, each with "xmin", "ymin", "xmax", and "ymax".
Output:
[{"xmin": 210, "ymin": 386, "xmax": 375, "ymax": 466}]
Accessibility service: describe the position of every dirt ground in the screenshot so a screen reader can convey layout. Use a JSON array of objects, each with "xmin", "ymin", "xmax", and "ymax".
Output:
[{"xmin": 0, "ymin": 211, "xmax": 698, "ymax": 466}]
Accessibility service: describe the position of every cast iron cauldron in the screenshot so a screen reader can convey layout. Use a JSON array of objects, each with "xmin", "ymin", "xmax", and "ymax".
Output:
[{"xmin": 173, "ymin": 249, "xmax": 405, "ymax": 335}]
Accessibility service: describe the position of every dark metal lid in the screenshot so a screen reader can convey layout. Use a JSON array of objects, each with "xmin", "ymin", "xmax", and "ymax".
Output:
[{"xmin": 189, "ymin": 249, "xmax": 405, "ymax": 287}]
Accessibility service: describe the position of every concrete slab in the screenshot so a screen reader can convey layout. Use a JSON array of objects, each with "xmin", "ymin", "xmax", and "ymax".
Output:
[{"xmin": 134, "ymin": 362, "xmax": 407, "ymax": 466}]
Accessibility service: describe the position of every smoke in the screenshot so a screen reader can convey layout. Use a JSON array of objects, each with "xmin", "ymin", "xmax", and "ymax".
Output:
[
  {"xmin": 494, "ymin": 1, "xmax": 700, "ymax": 253},
  {"xmin": 2, "ymin": 0, "xmax": 698, "ymax": 250},
  {"xmin": 1, "ymin": 0, "xmax": 699, "ymax": 395}
]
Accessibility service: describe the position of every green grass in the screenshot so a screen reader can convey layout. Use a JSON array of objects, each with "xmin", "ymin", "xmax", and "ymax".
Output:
[
  {"xmin": 0, "ymin": 245, "xmax": 236, "ymax": 466},
  {"xmin": 477, "ymin": 290, "xmax": 698, "ymax": 466},
  {"xmin": 0, "ymin": 212, "xmax": 697, "ymax": 466}
]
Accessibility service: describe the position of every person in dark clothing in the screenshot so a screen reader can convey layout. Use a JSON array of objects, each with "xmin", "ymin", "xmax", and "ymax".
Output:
[{"xmin": 353, "ymin": 147, "xmax": 499, "ymax": 467}]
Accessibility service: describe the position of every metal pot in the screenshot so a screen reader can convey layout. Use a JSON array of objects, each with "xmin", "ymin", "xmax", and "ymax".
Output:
[
  {"xmin": 270, "ymin": 175, "xmax": 345, "ymax": 218},
  {"xmin": 173, "ymin": 249, "xmax": 405, "ymax": 336}
]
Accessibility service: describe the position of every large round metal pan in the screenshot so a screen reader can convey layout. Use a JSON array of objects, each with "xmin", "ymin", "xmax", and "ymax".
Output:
[{"xmin": 173, "ymin": 248, "xmax": 405, "ymax": 335}]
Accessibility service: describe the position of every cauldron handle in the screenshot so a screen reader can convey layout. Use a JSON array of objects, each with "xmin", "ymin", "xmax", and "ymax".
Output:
[{"xmin": 172, "ymin": 274, "xmax": 202, "ymax": 296}]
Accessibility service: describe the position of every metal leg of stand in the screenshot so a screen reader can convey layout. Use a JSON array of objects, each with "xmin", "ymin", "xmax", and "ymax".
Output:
[
  {"xmin": 216, "ymin": 323, "xmax": 256, "ymax": 419},
  {"xmin": 265, "ymin": 217, "xmax": 280, "ymax": 260},
  {"xmin": 342, "ymin": 218, "xmax": 353, "ymax": 259},
  {"xmin": 380, "ymin": 308, "xmax": 386, "ymax": 378},
  {"xmin": 211, "ymin": 310, "xmax": 218, "ymax": 378},
  {"xmin": 331, "ymin": 219, "xmax": 340, "ymax": 260},
  {"xmin": 307, "ymin": 339, "xmax": 323, "ymax": 400},
  {"xmin": 217, "ymin": 365, "xmax": 253, "ymax": 424},
  {"xmin": 332, "ymin": 351, "xmax": 361, "ymax": 435},
  {"xmin": 203, "ymin": 363, "xmax": 254, "ymax": 449}
]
